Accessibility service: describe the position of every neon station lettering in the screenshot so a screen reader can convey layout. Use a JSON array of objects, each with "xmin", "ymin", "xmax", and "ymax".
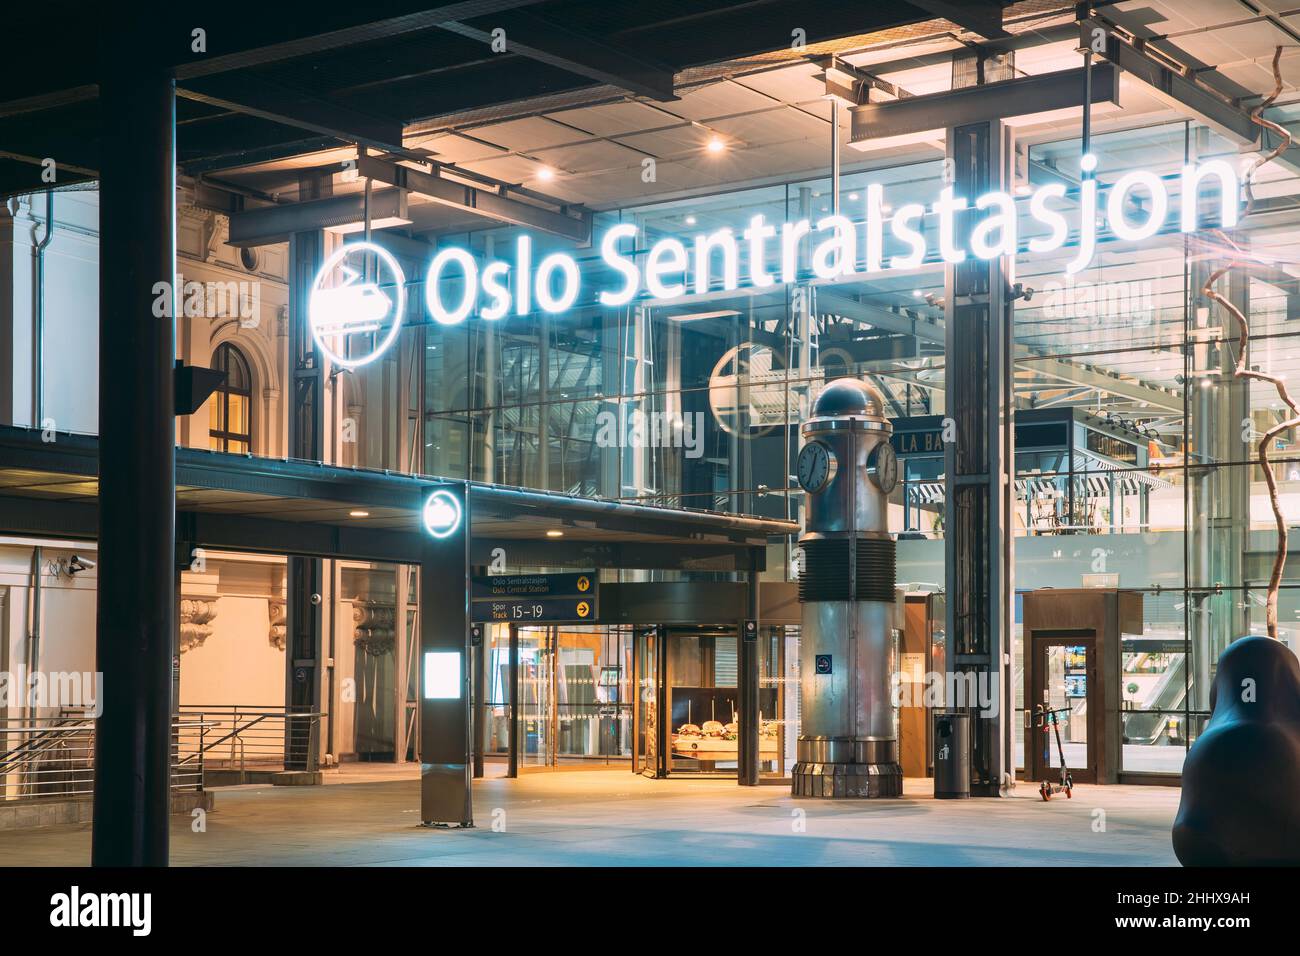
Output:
[{"xmin": 313, "ymin": 157, "xmax": 1241, "ymax": 343}]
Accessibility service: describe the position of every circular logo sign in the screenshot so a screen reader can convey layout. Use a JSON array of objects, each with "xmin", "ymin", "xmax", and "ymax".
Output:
[
  {"xmin": 309, "ymin": 240, "xmax": 407, "ymax": 369},
  {"xmin": 422, "ymin": 489, "xmax": 463, "ymax": 539},
  {"xmin": 577, "ymin": 575, "xmax": 590, "ymax": 592},
  {"xmin": 576, "ymin": 601, "xmax": 591, "ymax": 618}
]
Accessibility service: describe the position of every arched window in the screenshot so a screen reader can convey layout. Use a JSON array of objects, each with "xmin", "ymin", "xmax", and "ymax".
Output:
[{"xmin": 209, "ymin": 343, "xmax": 253, "ymax": 454}]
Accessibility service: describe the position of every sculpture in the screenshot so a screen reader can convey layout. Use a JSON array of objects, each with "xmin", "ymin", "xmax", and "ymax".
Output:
[{"xmin": 1172, "ymin": 636, "xmax": 1300, "ymax": 866}]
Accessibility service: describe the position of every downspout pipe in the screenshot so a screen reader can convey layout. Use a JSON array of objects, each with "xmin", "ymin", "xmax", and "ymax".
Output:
[
  {"xmin": 25, "ymin": 547, "xmax": 43, "ymax": 720},
  {"xmin": 33, "ymin": 189, "xmax": 55, "ymax": 426}
]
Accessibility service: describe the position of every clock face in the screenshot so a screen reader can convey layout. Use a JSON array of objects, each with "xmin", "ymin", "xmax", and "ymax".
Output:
[
  {"xmin": 797, "ymin": 441, "xmax": 836, "ymax": 493},
  {"xmin": 868, "ymin": 441, "xmax": 899, "ymax": 494}
]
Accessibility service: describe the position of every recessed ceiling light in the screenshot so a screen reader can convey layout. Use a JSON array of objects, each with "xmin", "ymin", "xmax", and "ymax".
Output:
[
  {"xmin": 685, "ymin": 214, "xmax": 697, "ymax": 225},
  {"xmin": 536, "ymin": 165, "xmax": 556, "ymax": 181},
  {"xmin": 546, "ymin": 529, "xmax": 564, "ymax": 537},
  {"xmin": 706, "ymin": 136, "xmax": 726, "ymax": 154},
  {"xmin": 349, "ymin": 510, "xmax": 370, "ymax": 518},
  {"xmin": 848, "ymin": 192, "xmax": 860, "ymax": 201}
]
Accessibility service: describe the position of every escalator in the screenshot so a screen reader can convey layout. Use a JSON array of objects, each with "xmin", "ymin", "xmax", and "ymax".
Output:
[{"xmin": 1121, "ymin": 650, "xmax": 1186, "ymax": 745}]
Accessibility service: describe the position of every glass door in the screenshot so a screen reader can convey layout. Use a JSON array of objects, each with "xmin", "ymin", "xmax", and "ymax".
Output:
[
  {"xmin": 760, "ymin": 625, "xmax": 798, "ymax": 777},
  {"xmin": 635, "ymin": 628, "xmax": 664, "ymax": 777},
  {"xmin": 555, "ymin": 626, "xmax": 633, "ymax": 764},
  {"xmin": 1029, "ymin": 633, "xmax": 1097, "ymax": 784},
  {"xmin": 666, "ymin": 627, "xmax": 739, "ymax": 776},
  {"xmin": 517, "ymin": 626, "xmax": 553, "ymax": 768}
]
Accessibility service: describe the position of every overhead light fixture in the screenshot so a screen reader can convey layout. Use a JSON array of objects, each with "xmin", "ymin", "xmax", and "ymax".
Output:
[
  {"xmin": 668, "ymin": 309, "xmax": 742, "ymax": 322},
  {"xmin": 546, "ymin": 529, "xmax": 564, "ymax": 537},
  {"xmin": 685, "ymin": 214, "xmax": 697, "ymax": 225},
  {"xmin": 324, "ymin": 216, "xmax": 413, "ymax": 235},
  {"xmin": 536, "ymin": 165, "xmax": 556, "ymax": 182},
  {"xmin": 349, "ymin": 510, "xmax": 370, "ymax": 517},
  {"xmin": 706, "ymin": 136, "xmax": 727, "ymax": 155}
]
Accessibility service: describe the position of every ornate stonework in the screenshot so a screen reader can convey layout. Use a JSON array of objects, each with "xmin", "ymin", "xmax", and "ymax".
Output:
[
  {"xmin": 179, "ymin": 598, "xmax": 218, "ymax": 654},
  {"xmin": 352, "ymin": 599, "xmax": 396, "ymax": 656},
  {"xmin": 268, "ymin": 601, "xmax": 286, "ymax": 651}
]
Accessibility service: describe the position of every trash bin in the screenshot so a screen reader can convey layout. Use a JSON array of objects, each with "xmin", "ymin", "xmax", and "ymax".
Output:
[{"xmin": 933, "ymin": 711, "xmax": 970, "ymax": 799}]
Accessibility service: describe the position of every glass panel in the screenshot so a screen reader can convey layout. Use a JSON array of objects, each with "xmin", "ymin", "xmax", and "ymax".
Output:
[
  {"xmin": 636, "ymin": 629, "xmax": 659, "ymax": 776},
  {"xmin": 1040, "ymin": 644, "xmax": 1089, "ymax": 771},
  {"xmin": 760, "ymin": 624, "xmax": 798, "ymax": 777},
  {"xmin": 484, "ymin": 624, "xmax": 512, "ymax": 755},
  {"xmin": 517, "ymin": 627, "xmax": 551, "ymax": 767},
  {"xmin": 554, "ymin": 626, "xmax": 632, "ymax": 761},
  {"xmin": 668, "ymin": 631, "xmax": 739, "ymax": 774},
  {"xmin": 208, "ymin": 398, "xmax": 222, "ymax": 448}
]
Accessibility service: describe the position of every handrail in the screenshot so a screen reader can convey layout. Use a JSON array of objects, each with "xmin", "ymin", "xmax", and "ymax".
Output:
[
  {"xmin": 175, "ymin": 705, "xmax": 325, "ymax": 772},
  {"xmin": 0, "ymin": 717, "xmax": 215, "ymax": 802}
]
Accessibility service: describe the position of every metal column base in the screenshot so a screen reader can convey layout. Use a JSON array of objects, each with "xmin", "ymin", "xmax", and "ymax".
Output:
[
  {"xmin": 791, "ymin": 737, "xmax": 903, "ymax": 798},
  {"xmin": 791, "ymin": 762, "xmax": 903, "ymax": 798}
]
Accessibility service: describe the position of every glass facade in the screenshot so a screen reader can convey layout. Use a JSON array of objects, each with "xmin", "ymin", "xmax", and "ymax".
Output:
[{"xmin": 408, "ymin": 115, "xmax": 1300, "ymax": 780}]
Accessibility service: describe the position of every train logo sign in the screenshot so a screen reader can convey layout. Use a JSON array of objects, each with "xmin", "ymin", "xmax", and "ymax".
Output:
[
  {"xmin": 422, "ymin": 489, "xmax": 463, "ymax": 539},
  {"xmin": 309, "ymin": 240, "xmax": 407, "ymax": 369}
]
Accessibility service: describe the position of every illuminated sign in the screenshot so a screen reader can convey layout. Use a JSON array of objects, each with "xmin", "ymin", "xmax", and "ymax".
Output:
[
  {"xmin": 309, "ymin": 240, "xmax": 406, "ymax": 368},
  {"xmin": 423, "ymin": 651, "xmax": 462, "ymax": 699},
  {"xmin": 313, "ymin": 158, "xmax": 1240, "ymax": 349},
  {"xmin": 422, "ymin": 489, "xmax": 463, "ymax": 539}
]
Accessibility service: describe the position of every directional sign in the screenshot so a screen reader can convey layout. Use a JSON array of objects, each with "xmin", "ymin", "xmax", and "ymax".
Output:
[
  {"xmin": 472, "ymin": 597, "xmax": 597, "ymax": 624},
  {"xmin": 471, "ymin": 572, "xmax": 595, "ymax": 600}
]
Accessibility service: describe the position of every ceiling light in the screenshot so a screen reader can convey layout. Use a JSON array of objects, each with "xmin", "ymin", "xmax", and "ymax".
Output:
[
  {"xmin": 706, "ymin": 136, "xmax": 726, "ymax": 154},
  {"xmin": 685, "ymin": 214, "xmax": 697, "ymax": 225},
  {"xmin": 849, "ymin": 192, "xmax": 860, "ymax": 201},
  {"xmin": 349, "ymin": 510, "xmax": 370, "ymax": 517},
  {"xmin": 325, "ymin": 216, "xmax": 412, "ymax": 235},
  {"xmin": 546, "ymin": 529, "xmax": 564, "ymax": 537},
  {"xmin": 536, "ymin": 166, "xmax": 556, "ymax": 182},
  {"xmin": 668, "ymin": 309, "xmax": 742, "ymax": 322}
]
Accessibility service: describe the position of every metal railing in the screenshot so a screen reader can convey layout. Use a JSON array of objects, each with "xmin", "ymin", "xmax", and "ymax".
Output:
[
  {"xmin": 0, "ymin": 716, "xmax": 210, "ymax": 802},
  {"xmin": 177, "ymin": 705, "xmax": 323, "ymax": 773}
]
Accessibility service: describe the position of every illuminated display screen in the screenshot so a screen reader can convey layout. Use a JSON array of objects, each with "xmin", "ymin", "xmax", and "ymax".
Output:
[{"xmin": 424, "ymin": 651, "xmax": 462, "ymax": 700}]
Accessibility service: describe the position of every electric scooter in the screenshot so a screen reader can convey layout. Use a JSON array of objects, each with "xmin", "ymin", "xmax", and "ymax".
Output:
[{"xmin": 1034, "ymin": 704, "xmax": 1074, "ymax": 800}]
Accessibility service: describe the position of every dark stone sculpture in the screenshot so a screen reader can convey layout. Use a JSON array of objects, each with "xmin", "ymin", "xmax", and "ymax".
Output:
[{"xmin": 1172, "ymin": 636, "xmax": 1300, "ymax": 866}]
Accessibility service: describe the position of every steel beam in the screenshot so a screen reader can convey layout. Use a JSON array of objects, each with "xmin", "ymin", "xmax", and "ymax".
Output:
[
  {"xmin": 227, "ymin": 188, "xmax": 409, "ymax": 247},
  {"xmin": 905, "ymin": 0, "xmax": 1010, "ymax": 40},
  {"xmin": 173, "ymin": 2, "xmax": 550, "ymax": 80},
  {"xmin": 1082, "ymin": 16, "xmax": 1258, "ymax": 146},
  {"xmin": 356, "ymin": 154, "xmax": 590, "ymax": 242},
  {"xmin": 440, "ymin": 10, "xmax": 676, "ymax": 101},
  {"xmin": 851, "ymin": 64, "xmax": 1118, "ymax": 143},
  {"xmin": 177, "ymin": 74, "xmax": 407, "ymax": 155}
]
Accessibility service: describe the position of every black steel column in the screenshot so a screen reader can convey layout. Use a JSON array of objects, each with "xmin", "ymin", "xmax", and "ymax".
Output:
[
  {"xmin": 507, "ymin": 623, "xmax": 520, "ymax": 778},
  {"xmin": 285, "ymin": 227, "xmax": 324, "ymax": 771},
  {"xmin": 470, "ymin": 621, "xmax": 486, "ymax": 780},
  {"xmin": 92, "ymin": 40, "xmax": 176, "ymax": 867},
  {"xmin": 419, "ymin": 483, "xmax": 472, "ymax": 826},
  {"xmin": 738, "ymin": 569, "xmax": 761, "ymax": 785},
  {"xmin": 943, "ymin": 120, "xmax": 1014, "ymax": 796}
]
